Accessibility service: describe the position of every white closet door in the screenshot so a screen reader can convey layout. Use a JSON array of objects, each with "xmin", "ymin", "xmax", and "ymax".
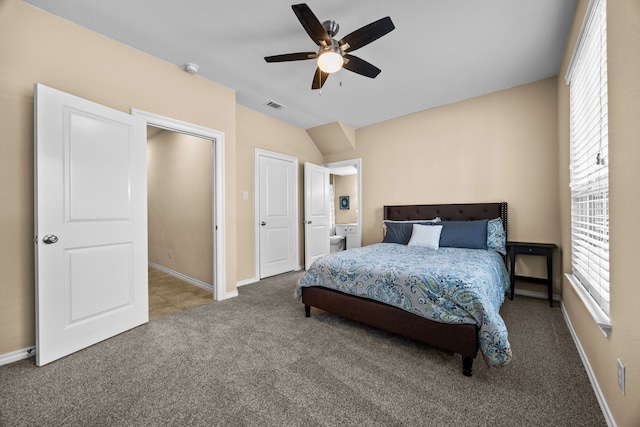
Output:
[{"xmin": 35, "ymin": 84, "xmax": 148, "ymax": 366}]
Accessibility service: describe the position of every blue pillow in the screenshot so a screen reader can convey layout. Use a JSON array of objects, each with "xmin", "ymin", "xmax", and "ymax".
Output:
[
  {"xmin": 382, "ymin": 219, "xmax": 440, "ymax": 245},
  {"xmin": 487, "ymin": 218, "xmax": 507, "ymax": 255},
  {"xmin": 439, "ymin": 220, "xmax": 488, "ymax": 249}
]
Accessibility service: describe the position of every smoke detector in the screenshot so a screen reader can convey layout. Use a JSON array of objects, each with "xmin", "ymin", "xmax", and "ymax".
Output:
[{"xmin": 185, "ymin": 63, "xmax": 199, "ymax": 74}]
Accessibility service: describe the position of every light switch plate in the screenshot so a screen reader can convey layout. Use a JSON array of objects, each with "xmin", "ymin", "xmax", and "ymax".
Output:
[{"xmin": 618, "ymin": 359, "xmax": 625, "ymax": 394}]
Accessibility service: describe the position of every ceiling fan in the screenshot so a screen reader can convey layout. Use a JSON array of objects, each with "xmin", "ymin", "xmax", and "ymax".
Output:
[{"xmin": 264, "ymin": 3, "xmax": 395, "ymax": 90}]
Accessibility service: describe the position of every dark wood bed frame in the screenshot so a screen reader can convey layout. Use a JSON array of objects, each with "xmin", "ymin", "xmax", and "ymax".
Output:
[{"xmin": 301, "ymin": 202, "xmax": 508, "ymax": 376}]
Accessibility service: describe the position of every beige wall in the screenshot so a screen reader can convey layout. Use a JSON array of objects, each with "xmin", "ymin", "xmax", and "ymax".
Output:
[
  {"xmin": 147, "ymin": 130, "xmax": 213, "ymax": 285},
  {"xmin": 0, "ymin": 0, "xmax": 237, "ymax": 355},
  {"xmin": 235, "ymin": 105, "xmax": 323, "ymax": 282},
  {"xmin": 558, "ymin": 1, "xmax": 640, "ymax": 425},
  {"xmin": 325, "ymin": 77, "xmax": 561, "ymax": 293},
  {"xmin": 3, "ymin": 2, "xmax": 637, "ymax": 423},
  {"xmin": 334, "ymin": 174, "xmax": 358, "ymax": 224}
]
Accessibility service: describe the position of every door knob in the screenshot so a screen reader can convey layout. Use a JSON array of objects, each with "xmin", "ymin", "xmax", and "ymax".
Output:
[
  {"xmin": 43, "ymin": 234, "xmax": 58, "ymax": 244},
  {"xmin": 307, "ymin": 221, "xmax": 313, "ymax": 224},
  {"xmin": 261, "ymin": 221, "xmax": 266, "ymax": 226}
]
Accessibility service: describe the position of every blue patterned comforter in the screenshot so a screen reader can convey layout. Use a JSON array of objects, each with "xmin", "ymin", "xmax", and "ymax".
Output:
[{"xmin": 295, "ymin": 243, "xmax": 512, "ymax": 367}]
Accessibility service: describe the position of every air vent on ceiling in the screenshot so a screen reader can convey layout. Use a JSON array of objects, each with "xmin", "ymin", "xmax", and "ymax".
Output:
[{"xmin": 264, "ymin": 101, "xmax": 285, "ymax": 110}]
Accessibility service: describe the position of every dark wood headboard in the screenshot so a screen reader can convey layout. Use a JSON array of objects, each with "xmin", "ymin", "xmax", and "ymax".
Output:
[{"xmin": 383, "ymin": 202, "xmax": 508, "ymax": 240}]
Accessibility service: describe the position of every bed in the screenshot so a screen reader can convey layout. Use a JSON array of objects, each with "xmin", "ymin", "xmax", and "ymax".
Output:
[{"xmin": 295, "ymin": 202, "xmax": 511, "ymax": 376}]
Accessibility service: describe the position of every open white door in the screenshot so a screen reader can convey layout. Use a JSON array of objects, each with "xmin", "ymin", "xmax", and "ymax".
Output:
[
  {"xmin": 304, "ymin": 162, "xmax": 330, "ymax": 270},
  {"xmin": 34, "ymin": 84, "xmax": 148, "ymax": 366}
]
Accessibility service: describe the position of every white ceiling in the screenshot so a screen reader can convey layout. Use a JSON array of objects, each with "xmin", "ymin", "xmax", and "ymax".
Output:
[{"xmin": 22, "ymin": 0, "xmax": 577, "ymax": 130}]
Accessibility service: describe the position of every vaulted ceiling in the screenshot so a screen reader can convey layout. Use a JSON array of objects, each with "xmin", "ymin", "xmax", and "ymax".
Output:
[{"xmin": 23, "ymin": 0, "xmax": 577, "ymax": 130}]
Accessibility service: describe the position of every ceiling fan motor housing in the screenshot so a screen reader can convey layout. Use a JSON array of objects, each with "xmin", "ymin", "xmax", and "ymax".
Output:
[{"xmin": 322, "ymin": 20, "xmax": 339, "ymax": 38}]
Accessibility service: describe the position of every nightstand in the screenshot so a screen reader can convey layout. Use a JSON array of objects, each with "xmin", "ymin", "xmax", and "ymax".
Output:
[{"xmin": 506, "ymin": 241, "xmax": 557, "ymax": 307}]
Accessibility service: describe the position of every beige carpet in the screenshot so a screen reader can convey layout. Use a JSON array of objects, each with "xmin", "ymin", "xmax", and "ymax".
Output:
[{"xmin": 0, "ymin": 270, "xmax": 606, "ymax": 426}]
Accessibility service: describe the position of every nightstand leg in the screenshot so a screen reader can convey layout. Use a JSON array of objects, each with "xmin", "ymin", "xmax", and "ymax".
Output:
[{"xmin": 509, "ymin": 253, "xmax": 516, "ymax": 300}]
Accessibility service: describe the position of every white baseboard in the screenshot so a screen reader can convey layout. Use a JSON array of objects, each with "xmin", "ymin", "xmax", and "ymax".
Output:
[
  {"xmin": 0, "ymin": 346, "xmax": 36, "ymax": 367},
  {"xmin": 511, "ymin": 288, "xmax": 561, "ymax": 301},
  {"xmin": 225, "ymin": 290, "xmax": 239, "ymax": 299},
  {"xmin": 237, "ymin": 277, "xmax": 258, "ymax": 287},
  {"xmin": 237, "ymin": 266, "xmax": 304, "ymax": 289},
  {"xmin": 561, "ymin": 301, "xmax": 616, "ymax": 427},
  {"xmin": 148, "ymin": 262, "xmax": 213, "ymax": 293}
]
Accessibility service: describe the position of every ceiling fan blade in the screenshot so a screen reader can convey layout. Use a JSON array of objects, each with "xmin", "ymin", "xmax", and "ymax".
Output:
[
  {"xmin": 311, "ymin": 67, "xmax": 330, "ymax": 90},
  {"xmin": 265, "ymin": 52, "xmax": 317, "ymax": 62},
  {"xmin": 292, "ymin": 3, "xmax": 331, "ymax": 46},
  {"xmin": 339, "ymin": 17, "xmax": 395, "ymax": 52},
  {"xmin": 342, "ymin": 54, "xmax": 381, "ymax": 78}
]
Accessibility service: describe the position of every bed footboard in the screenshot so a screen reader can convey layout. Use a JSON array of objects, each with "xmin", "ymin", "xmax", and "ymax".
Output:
[{"xmin": 302, "ymin": 286, "xmax": 479, "ymax": 376}]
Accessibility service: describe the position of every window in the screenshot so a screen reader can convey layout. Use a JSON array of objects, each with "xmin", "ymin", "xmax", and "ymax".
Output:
[{"xmin": 565, "ymin": 0, "xmax": 610, "ymax": 325}]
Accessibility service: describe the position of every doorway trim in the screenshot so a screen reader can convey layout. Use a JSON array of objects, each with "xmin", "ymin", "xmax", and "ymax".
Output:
[
  {"xmin": 131, "ymin": 109, "xmax": 226, "ymax": 301},
  {"xmin": 324, "ymin": 158, "xmax": 362, "ymax": 248}
]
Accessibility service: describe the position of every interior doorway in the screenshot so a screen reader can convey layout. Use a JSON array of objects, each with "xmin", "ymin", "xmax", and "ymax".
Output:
[
  {"xmin": 146, "ymin": 127, "xmax": 214, "ymax": 318},
  {"xmin": 132, "ymin": 109, "xmax": 226, "ymax": 301},
  {"xmin": 325, "ymin": 158, "xmax": 362, "ymax": 249}
]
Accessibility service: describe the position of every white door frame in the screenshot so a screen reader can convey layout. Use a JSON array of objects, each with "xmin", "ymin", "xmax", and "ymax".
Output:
[
  {"xmin": 324, "ymin": 158, "xmax": 362, "ymax": 248},
  {"xmin": 132, "ymin": 109, "xmax": 226, "ymax": 301},
  {"xmin": 254, "ymin": 149, "xmax": 299, "ymax": 279}
]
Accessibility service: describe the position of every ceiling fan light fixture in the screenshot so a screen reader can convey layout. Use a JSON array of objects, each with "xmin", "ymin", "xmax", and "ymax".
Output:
[{"xmin": 317, "ymin": 48, "xmax": 343, "ymax": 73}]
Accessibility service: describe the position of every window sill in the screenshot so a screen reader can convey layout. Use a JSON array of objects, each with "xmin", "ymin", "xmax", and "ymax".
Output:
[{"xmin": 565, "ymin": 273, "xmax": 611, "ymax": 338}]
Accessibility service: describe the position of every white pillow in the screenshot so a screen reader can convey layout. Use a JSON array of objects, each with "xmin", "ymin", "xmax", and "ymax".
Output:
[{"xmin": 407, "ymin": 224, "xmax": 442, "ymax": 249}]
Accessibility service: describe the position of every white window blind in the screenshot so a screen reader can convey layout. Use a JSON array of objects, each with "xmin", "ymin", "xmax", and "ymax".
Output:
[{"xmin": 566, "ymin": 0, "xmax": 609, "ymax": 317}]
